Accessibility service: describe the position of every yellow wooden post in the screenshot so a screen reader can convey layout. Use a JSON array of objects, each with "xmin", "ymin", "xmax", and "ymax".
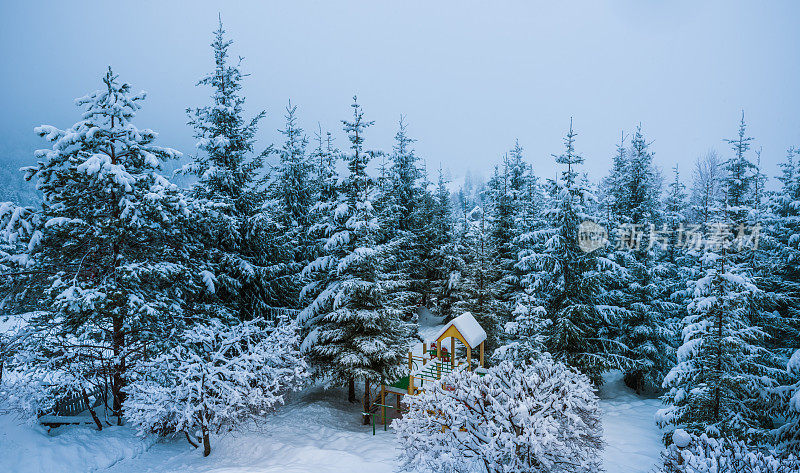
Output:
[
  {"xmin": 466, "ymin": 344, "xmax": 472, "ymax": 371},
  {"xmin": 479, "ymin": 341, "xmax": 484, "ymax": 367},
  {"xmin": 436, "ymin": 340, "xmax": 442, "ymax": 378},
  {"xmin": 408, "ymin": 375, "xmax": 415, "ymax": 395},
  {"xmin": 450, "ymin": 337, "xmax": 455, "ymax": 369},
  {"xmin": 381, "ymin": 385, "xmax": 386, "ymax": 425}
]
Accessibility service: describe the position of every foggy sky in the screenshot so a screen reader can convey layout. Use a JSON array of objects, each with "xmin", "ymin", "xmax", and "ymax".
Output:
[{"xmin": 1, "ymin": 0, "xmax": 798, "ymax": 187}]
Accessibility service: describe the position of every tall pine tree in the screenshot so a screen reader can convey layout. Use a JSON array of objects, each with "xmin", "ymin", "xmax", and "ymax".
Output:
[{"xmin": 299, "ymin": 98, "xmax": 409, "ymax": 420}]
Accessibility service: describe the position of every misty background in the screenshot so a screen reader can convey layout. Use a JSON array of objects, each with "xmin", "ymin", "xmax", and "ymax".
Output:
[{"xmin": 1, "ymin": 0, "xmax": 798, "ymax": 201}]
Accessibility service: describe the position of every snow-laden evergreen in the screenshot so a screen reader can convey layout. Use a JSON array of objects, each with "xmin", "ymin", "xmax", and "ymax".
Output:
[
  {"xmin": 4, "ymin": 68, "xmax": 193, "ymax": 423},
  {"xmin": 760, "ymin": 148, "xmax": 800, "ymax": 350},
  {"xmin": 183, "ymin": 18, "xmax": 277, "ymax": 321},
  {"xmin": 260, "ymin": 102, "xmax": 315, "ymax": 309},
  {"xmin": 394, "ymin": 357, "xmax": 603, "ymax": 473},
  {"xmin": 125, "ymin": 317, "xmax": 308, "ymax": 456},
  {"xmin": 602, "ymin": 125, "xmax": 675, "ymax": 393},
  {"xmin": 451, "ymin": 199, "xmax": 501, "ymax": 352},
  {"xmin": 516, "ymin": 120, "xmax": 626, "ymax": 385},
  {"xmin": 427, "ymin": 167, "xmax": 462, "ymax": 320},
  {"xmin": 377, "ymin": 118, "xmax": 432, "ymax": 323},
  {"xmin": 657, "ymin": 253, "xmax": 783, "ymax": 441},
  {"xmin": 487, "ymin": 156, "xmax": 520, "ymax": 327},
  {"xmin": 656, "ymin": 431, "xmax": 800, "ymax": 472},
  {"xmin": 299, "ymin": 98, "xmax": 410, "ymax": 415}
]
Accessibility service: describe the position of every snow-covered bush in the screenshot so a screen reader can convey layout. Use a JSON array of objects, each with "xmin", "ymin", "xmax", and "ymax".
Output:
[
  {"xmin": 125, "ymin": 318, "xmax": 308, "ymax": 456},
  {"xmin": 656, "ymin": 430, "xmax": 800, "ymax": 472},
  {"xmin": 393, "ymin": 357, "xmax": 603, "ymax": 473},
  {"xmin": 775, "ymin": 349, "xmax": 800, "ymax": 454},
  {"xmin": 494, "ymin": 302, "xmax": 547, "ymax": 365}
]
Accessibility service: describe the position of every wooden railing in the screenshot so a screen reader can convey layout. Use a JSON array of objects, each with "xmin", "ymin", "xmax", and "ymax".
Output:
[{"xmin": 46, "ymin": 388, "xmax": 105, "ymax": 417}]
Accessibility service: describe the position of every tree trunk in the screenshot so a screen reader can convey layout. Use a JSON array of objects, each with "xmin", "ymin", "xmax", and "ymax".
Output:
[
  {"xmin": 202, "ymin": 428, "xmax": 211, "ymax": 457},
  {"xmin": 184, "ymin": 431, "xmax": 199, "ymax": 449},
  {"xmin": 362, "ymin": 378, "xmax": 371, "ymax": 425},
  {"xmin": 82, "ymin": 388, "xmax": 103, "ymax": 431},
  {"xmin": 111, "ymin": 312, "xmax": 125, "ymax": 426},
  {"xmin": 348, "ymin": 377, "xmax": 355, "ymax": 403}
]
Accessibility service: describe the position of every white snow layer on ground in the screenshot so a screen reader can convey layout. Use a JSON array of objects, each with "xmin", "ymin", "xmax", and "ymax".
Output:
[
  {"xmin": 105, "ymin": 387, "xmax": 399, "ymax": 473},
  {"xmin": 0, "ymin": 374, "xmax": 663, "ymax": 473},
  {"xmin": 0, "ymin": 317, "xmax": 664, "ymax": 473},
  {"xmin": 0, "ymin": 412, "xmax": 156, "ymax": 473},
  {"xmin": 598, "ymin": 371, "xmax": 664, "ymax": 472}
]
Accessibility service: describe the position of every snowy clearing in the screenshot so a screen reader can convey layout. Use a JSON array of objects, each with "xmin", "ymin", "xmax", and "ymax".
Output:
[{"xmin": 0, "ymin": 371, "xmax": 663, "ymax": 473}]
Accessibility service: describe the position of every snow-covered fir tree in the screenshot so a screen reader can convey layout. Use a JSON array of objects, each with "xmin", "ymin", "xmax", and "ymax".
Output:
[
  {"xmin": 260, "ymin": 101, "xmax": 315, "ymax": 308},
  {"xmin": 657, "ymin": 188, "xmax": 784, "ymax": 441},
  {"xmin": 763, "ymin": 147, "xmax": 800, "ymax": 349},
  {"xmin": 604, "ymin": 125, "xmax": 674, "ymax": 393},
  {"xmin": 723, "ymin": 112, "xmax": 757, "ymax": 230},
  {"xmin": 301, "ymin": 126, "xmax": 340, "ymax": 308},
  {"xmin": 488, "ymin": 155, "xmax": 521, "ymax": 331},
  {"xmin": 7, "ymin": 68, "xmax": 194, "ymax": 423},
  {"xmin": 299, "ymin": 97, "xmax": 410, "ymax": 420},
  {"xmin": 378, "ymin": 118, "xmax": 432, "ymax": 322},
  {"xmin": 428, "ymin": 167, "xmax": 463, "ymax": 319},
  {"xmin": 184, "ymin": 18, "xmax": 275, "ymax": 321},
  {"xmin": 663, "ymin": 165, "xmax": 688, "ymax": 264},
  {"xmin": 126, "ymin": 318, "xmax": 308, "ymax": 456},
  {"xmin": 394, "ymin": 357, "xmax": 603, "ymax": 473},
  {"xmin": 598, "ymin": 132, "xmax": 628, "ymax": 227},
  {"xmin": 516, "ymin": 120, "xmax": 625, "ymax": 385},
  {"xmin": 452, "ymin": 199, "xmax": 501, "ymax": 353}
]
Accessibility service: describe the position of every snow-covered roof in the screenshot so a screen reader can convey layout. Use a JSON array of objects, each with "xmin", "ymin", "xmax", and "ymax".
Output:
[{"xmin": 432, "ymin": 312, "xmax": 487, "ymax": 348}]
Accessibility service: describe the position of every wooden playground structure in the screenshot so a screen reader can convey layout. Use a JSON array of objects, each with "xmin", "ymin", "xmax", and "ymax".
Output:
[{"xmin": 368, "ymin": 312, "xmax": 487, "ymax": 429}]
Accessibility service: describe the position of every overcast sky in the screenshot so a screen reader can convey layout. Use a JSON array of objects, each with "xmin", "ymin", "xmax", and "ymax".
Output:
[{"xmin": 1, "ymin": 1, "xmax": 798, "ymax": 186}]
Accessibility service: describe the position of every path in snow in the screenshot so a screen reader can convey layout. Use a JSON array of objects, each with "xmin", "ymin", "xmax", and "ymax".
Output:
[{"xmin": 599, "ymin": 371, "xmax": 664, "ymax": 472}]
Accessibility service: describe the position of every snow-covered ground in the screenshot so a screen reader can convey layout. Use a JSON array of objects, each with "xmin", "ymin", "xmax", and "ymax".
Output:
[
  {"xmin": 0, "ymin": 319, "xmax": 664, "ymax": 473},
  {"xmin": 0, "ymin": 375, "xmax": 664, "ymax": 473},
  {"xmin": 598, "ymin": 371, "xmax": 664, "ymax": 473},
  {"xmin": 0, "ymin": 412, "xmax": 155, "ymax": 472}
]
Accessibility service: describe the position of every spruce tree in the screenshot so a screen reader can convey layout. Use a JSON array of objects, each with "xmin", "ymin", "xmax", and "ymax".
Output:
[
  {"xmin": 517, "ymin": 120, "xmax": 624, "ymax": 385},
  {"xmin": 763, "ymin": 148, "xmax": 800, "ymax": 349},
  {"xmin": 429, "ymin": 167, "xmax": 462, "ymax": 319},
  {"xmin": 723, "ymin": 112, "xmax": 756, "ymax": 230},
  {"xmin": 605, "ymin": 125, "xmax": 673, "ymax": 393},
  {"xmin": 299, "ymin": 98, "xmax": 409, "ymax": 418},
  {"xmin": 452, "ymin": 198, "xmax": 500, "ymax": 352},
  {"xmin": 262, "ymin": 101, "xmax": 314, "ymax": 308},
  {"xmin": 185, "ymin": 18, "xmax": 272, "ymax": 320},
  {"xmin": 12, "ymin": 68, "xmax": 196, "ymax": 423},
  {"xmin": 379, "ymin": 118, "xmax": 430, "ymax": 322},
  {"xmin": 488, "ymin": 156, "xmax": 520, "ymax": 330},
  {"xmin": 658, "ymin": 186, "xmax": 784, "ymax": 442}
]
